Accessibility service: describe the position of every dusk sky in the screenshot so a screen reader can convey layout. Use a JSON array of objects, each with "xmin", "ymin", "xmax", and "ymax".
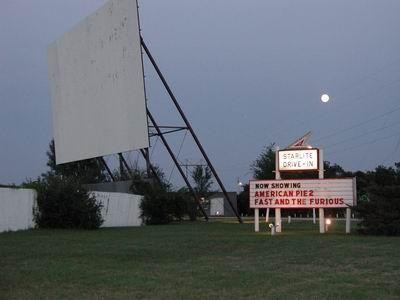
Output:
[{"xmin": 1, "ymin": 0, "xmax": 399, "ymax": 190}]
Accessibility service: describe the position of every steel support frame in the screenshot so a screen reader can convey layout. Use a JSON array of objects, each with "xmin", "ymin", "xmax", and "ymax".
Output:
[
  {"xmin": 139, "ymin": 149, "xmax": 163, "ymax": 186},
  {"xmin": 141, "ymin": 37, "xmax": 242, "ymax": 223},
  {"xmin": 118, "ymin": 153, "xmax": 132, "ymax": 179},
  {"xmin": 149, "ymin": 128, "xmax": 187, "ymax": 137},
  {"xmin": 98, "ymin": 157, "xmax": 116, "ymax": 182},
  {"xmin": 119, "ymin": 151, "xmax": 163, "ymax": 186},
  {"xmin": 147, "ymin": 109, "xmax": 209, "ymax": 220}
]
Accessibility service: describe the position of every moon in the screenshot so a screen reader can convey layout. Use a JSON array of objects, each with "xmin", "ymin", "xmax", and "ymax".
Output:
[{"xmin": 321, "ymin": 94, "xmax": 330, "ymax": 103}]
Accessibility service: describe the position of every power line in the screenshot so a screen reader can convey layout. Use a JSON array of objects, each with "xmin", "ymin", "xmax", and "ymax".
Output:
[
  {"xmin": 322, "ymin": 120, "xmax": 400, "ymax": 149},
  {"xmin": 327, "ymin": 131, "xmax": 400, "ymax": 156},
  {"xmin": 333, "ymin": 78, "xmax": 400, "ymax": 111},
  {"xmin": 338, "ymin": 58, "xmax": 400, "ymax": 95},
  {"xmin": 314, "ymin": 104, "xmax": 400, "ymax": 143}
]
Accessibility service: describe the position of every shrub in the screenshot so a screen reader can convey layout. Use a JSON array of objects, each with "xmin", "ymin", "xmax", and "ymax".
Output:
[
  {"xmin": 169, "ymin": 190, "xmax": 190, "ymax": 221},
  {"xmin": 131, "ymin": 179, "xmax": 193, "ymax": 225},
  {"xmin": 33, "ymin": 175, "xmax": 103, "ymax": 229},
  {"xmin": 356, "ymin": 186, "xmax": 400, "ymax": 236},
  {"xmin": 139, "ymin": 189, "xmax": 191, "ymax": 225},
  {"xmin": 237, "ymin": 184, "xmax": 251, "ymax": 216}
]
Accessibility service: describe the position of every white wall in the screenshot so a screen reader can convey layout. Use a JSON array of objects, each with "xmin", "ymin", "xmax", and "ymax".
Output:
[
  {"xmin": 0, "ymin": 188, "xmax": 36, "ymax": 232},
  {"xmin": 92, "ymin": 191, "xmax": 142, "ymax": 227},
  {"xmin": 210, "ymin": 197, "xmax": 224, "ymax": 216},
  {"xmin": 0, "ymin": 189, "xmax": 142, "ymax": 232}
]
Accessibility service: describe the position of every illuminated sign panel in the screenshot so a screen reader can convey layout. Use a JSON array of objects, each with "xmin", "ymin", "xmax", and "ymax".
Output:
[
  {"xmin": 249, "ymin": 179, "xmax": 356, "ymax": 208},
  {"xmin": 278, "ymin": 149, "xmax": 318, "ymax": 171}
]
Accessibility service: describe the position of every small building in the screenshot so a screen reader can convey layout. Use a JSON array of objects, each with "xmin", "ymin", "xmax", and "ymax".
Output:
[{"xmin": 206, "ymin": 192, "xmax": 238, "ymax": 217}]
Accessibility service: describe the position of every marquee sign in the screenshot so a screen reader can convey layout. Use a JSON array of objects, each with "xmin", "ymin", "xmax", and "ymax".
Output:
[
  {"xmin": 278, "ymin": 149, "xmax": 319, "ymax": 171},
  {"xmin": 249, "ymin": 178, "xmax": 356, "ymax": 208}
]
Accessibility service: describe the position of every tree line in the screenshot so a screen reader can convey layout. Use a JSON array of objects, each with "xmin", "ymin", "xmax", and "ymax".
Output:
[{"xmin": 7, "ymin": 140, "xmax": 400, "ymax": 235}]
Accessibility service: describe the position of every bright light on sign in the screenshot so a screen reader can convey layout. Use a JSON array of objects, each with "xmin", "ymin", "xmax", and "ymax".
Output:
[
  {"xmin": 249, "ymin": 178, "xmax": 357, "ymax": 208},
  {"xmin": 278, "ymin": 149, "xmax": 318, "ymax": 171}
]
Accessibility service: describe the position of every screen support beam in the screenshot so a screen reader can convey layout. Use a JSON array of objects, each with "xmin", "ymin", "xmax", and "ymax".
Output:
[
  {"xmin": 147, "ymin": 109, "xmax": 209, "ymax": 221},
  {"xmin": 139, "ymin": 149, "xmax": 163, "ymax": 186},
  {"xmin": 141, "ymin": 37, "xmax": 242, "ymax": 223},
  {"xmin": 98, "ymin": 157, "xmax": 116, "ymax": 182},
  {"xmin": 118, "ymin": 153, "xmax": 131, "ymax": 179},
  {"xmin": 117, "ymin": 151, "xmax": 163, "ymax": 186}
]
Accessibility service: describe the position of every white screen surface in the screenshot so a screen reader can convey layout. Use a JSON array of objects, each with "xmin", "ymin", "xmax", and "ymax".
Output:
[{"xmin": 48, "ymin": 0, "xmax": 148, "ymax": 164}]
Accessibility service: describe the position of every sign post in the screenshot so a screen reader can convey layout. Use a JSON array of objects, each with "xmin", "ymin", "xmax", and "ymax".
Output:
[
  {"xmin": 346, "ymin": 207, "xmax": 351, "ymax": 234},
  {"xmin": 319, "ymin": 208, "xmax": 325, "ymax": 233},
  {"xmin": 318, "ymin": 149, "xmax": 325, "ymax": 233},
  {"xmin": 275, "ymin": 147, "xmax": 282, "ymax": 233},
  {"xmin": 254, "ymin": 208, "xmax": 259, "ymax": 232}
]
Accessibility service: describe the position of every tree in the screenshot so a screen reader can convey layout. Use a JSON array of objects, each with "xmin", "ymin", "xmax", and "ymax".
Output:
[
  {"xmin": 130, "ymin": 164, "xmax": 171, "ymax": 195},
  {"xmin": 324, "ymin": 161, "xmax": 347, "ymax": 178},
  {"xmin": 357, "ymin": 185, "xmax": 400, "ymax": 235},
  {"xmin": 237, "ymin": 184, "xmax": 251, "ymax": 216},
  {"xmin": 374, "ymin": 165, "xmax": 397, "ymax": 186},
  {"xmin": 46, "ymin": 140, "xmax": 107, "ymax": 183},
  {"xmin": 137, "ymin": 180, "xmax": 172, "ymax": 225},
  {"xmin": 395, "ymin": 162, "xmax": 400, "ymax": 175},
  {"xmin": 21, "ymin": 140, "xmax": 106, "ymax": 229},
  {"xmin": 191, "ymin": 165, "xmax": 213, "ymax": 196},
  {"xmin": 129, "ymin": 166, "xmax": 191, "ymax": 224},
  {"xmin": 354, "ymin": 163, "xmax": 400, "ymax": 233},
  {"xmin": 251, "ymin": 143, "xmax": 276, "ymax": 179},
  {"xmin": 134, "ymin": 179, "xmax": 192, "ymax": 225},
  {"xmin": 32, "ymin": 174, "xmax": 103, "ymax": 229},
  {"xmin": 189, "ymin": 165, "xmax": 214, "ymax": 220}
]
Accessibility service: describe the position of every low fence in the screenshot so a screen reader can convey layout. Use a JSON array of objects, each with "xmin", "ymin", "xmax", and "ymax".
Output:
[
  {"xmin": 91, "ymin": 191, "xmax": 143, "ymax": 227},
  {"xmin": 0, "ymin": 188, "xmax": 142, "ymax": 233},
  {"xmin": 0, "ymin": 188, "xmax": 36, "ymax": 232}
]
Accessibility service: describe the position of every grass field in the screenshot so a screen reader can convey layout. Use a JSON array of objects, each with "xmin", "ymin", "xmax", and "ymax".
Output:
[{"xmin": 1, "ymin": 219, "xmax": 400, "ymax": 299}]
